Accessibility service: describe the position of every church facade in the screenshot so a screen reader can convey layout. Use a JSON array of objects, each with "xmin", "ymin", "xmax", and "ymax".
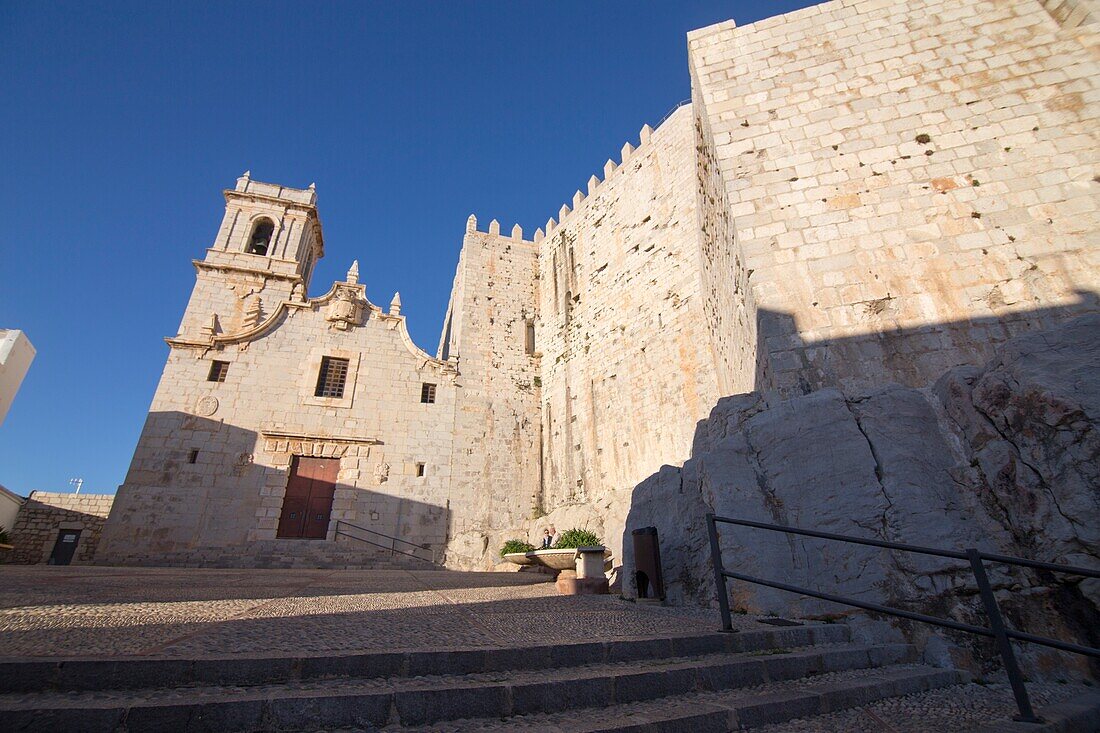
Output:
[{"xmin": 98, "ymin": 0, "xmax": 1100, "ymax": 568}]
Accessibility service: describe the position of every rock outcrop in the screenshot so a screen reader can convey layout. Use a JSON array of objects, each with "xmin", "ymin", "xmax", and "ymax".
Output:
[{"xmin": 614, "ymin": 315, "xmax": 1099, "ymax": 677}]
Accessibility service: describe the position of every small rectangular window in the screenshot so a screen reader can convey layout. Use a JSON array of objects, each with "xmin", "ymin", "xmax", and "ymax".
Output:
[
  {"xmin": 187, "ymin": 449, "xmax": 199, "ymax": 464},
  {"xmin": 525, "ymin": 321, "xmax": 535, "ymax": 355},
  {"xmin": 207, "ymin": 360, "xmax": 230, "ymax": 382},
  {"xmin": 416, "ymin": 462, "xmax": 425, "ymax": 477},
  {"xmin": 420, "ymin": 383, "xmax": 437, "ymax": 404},
  {"xmin": 315, "ymin": 356, "xmax": 350, "ymax": 398}
]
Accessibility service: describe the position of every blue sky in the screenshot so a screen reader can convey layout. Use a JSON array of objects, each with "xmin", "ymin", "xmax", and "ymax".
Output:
[{"xmin": 0, "ymin": 0, "xmax": 817, "ymax": 496}]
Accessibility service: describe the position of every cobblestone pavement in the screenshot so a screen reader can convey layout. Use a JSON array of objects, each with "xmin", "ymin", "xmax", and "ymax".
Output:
[{"xmin": 0, "ymin": 566, "xmax": 749, "ymax": 659}]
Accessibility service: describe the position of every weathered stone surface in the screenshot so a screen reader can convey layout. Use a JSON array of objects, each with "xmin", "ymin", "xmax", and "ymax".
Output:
[
  {"xmin": 101, "ymin": 0, "xmax": 1100, "ymax": 575},
  {"xmin": 622, "ymin": 316, "xmax": 1100, "ymax": 677},
  {"xmin": 8, "ymin": 492, "xmax": 114, "ymax": 564}
]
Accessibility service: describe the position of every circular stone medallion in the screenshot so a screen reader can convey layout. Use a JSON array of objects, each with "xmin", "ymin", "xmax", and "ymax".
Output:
[{"xmin": 195, "ymin": 395, "xmax": 219, "ymax": 417}]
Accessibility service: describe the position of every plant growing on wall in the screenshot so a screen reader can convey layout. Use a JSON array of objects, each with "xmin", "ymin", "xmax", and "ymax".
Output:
[
  {"xmin": 500, "ymin": 539, "xmax": 535, "ymax": 557},
  {"xmin": 553, "ymin": 528, "xmax": 602, "ymax": 549}
]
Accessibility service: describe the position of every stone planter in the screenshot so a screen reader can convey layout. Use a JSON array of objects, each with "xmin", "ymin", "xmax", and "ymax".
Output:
[
  {"xmin": 502, "ymin": 547, "xmax": 612, "ymax": 572},
  {"xmin": 502, "ymin": 551, "xmax": 537, "ymax": 566},
  {"xmin": 503, "ymin": 546, "xmax": 612, "ymax": 595},
  {"xmin": 526, "ymin": 548, "xmax": 579, "ymax": 571}
]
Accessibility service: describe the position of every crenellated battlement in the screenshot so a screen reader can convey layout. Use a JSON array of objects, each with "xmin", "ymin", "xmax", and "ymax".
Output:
[
  {"xmin": 459, "ymin": 120, "xmax": 659, "ymax": 246},
  {"xmin": 540, "ymin": 123, "xmax": 655, "ymax": 238},
  {"xmin": 463, "ymin": 214, "xmax": 536, "ymax": 244}
]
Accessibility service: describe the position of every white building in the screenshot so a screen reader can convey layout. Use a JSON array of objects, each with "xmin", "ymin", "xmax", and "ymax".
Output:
[{"xmin": 0, "ymin": 329, "xmax": 35, "ymax": 428}]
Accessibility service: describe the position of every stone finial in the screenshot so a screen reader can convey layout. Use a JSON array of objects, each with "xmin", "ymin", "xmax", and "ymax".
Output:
[
  {"xmin": 489, "ymin": 219, "xmax": 500, "ymax": 235},
  {"xmin": 308, "ymin": 182, "xmax": 316, "ymax": 190},
  {"xmin": 558, "ymin": 203, "xmax": 571, "ymax": 221},
  {"xmin": 546, "ymin": 217, "xmax": 557, "ymax": 235},
  {"xmin": 604, "ymin": 159, "xmax": 618, "ymax": 178},
  {"xmin": 572, "ymin": 190, "xmax": 585, "ymax": 209},
  {"xmin": 389, "ymin": 292, "xmax": 402, "ymax": 316},
  {"xmin": 511, "ymin": 223, "xmax": 523, "ymax": 241},
  {"xmin": 534, "ymin": 227, "xmax": 545, "ymax": 242},
  {"xmin": 346, "ymin": 260, "xmax": 359, "ymax": 285},
  {"xmin": 640, "ymin": 124, "xmax": 653, "ymax": 145},
  {"xmin": 236, "ymin": 171, "xmax": 251, "ymax": 192},
  {"xmin": 588, "ymin": 175, "xmax": 600, "ymax": 195},
  {"xmin": 466, "ymin": 214, "xmax": 477, "ymax": 233},
  {"xmin": 621, "ymin": 142, "xmax": 634, "ymax": 163}
]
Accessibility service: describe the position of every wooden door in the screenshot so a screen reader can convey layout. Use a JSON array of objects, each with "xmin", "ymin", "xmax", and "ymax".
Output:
[{"xmin": 276, "ymin": 457, "xmax": 339, "ymax": 539}]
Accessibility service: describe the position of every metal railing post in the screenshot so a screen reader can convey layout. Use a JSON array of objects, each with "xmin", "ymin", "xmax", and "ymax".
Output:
[
  {"xmin": 706, "ymin": 513, "xmax": 734, "ymax": 632},
  {"xmin": 967, "ymin": 548, "xmax": 1042, "ymax": 724}
]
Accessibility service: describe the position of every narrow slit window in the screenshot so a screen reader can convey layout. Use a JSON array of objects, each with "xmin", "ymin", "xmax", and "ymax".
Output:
[
  {"xmin": 207, "ymin": 360, "xmax": 230, "ymax": 382},
  {"xmin": 187, "ymin": 449, "xmax": 199, "ymax": 464},
  {"xmin": 525, "ymin": 320, "xmax": 535, "ymax": 355},
  {"xmin": 416, "ymin": 462, "xmax": 425, "ymax": 477},
  {"xmin": 315, "ymin": 356, "xmax": 350, "ymax": 398},
  {"xmin": 420, "ymin": 382, "xmax": 437, "ymax": 404}
]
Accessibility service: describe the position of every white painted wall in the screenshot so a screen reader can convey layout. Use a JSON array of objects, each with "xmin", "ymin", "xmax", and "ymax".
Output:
[
  {"xmin": 0, "ymin": 329, "xmax": 35, "ymax": 428},
  {"xmin": 0, "ymin": 484, "xmax": 23, "ymax": 535}
]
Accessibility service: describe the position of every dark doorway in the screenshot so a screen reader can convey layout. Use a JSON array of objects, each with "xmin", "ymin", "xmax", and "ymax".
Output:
[
  {"xmin": 48, "ymin": 529, "xmax": 81, "ymax": 565},
  {"xmin": 277, "ymin": 456, "xmax": 339, "ymax": 539}
]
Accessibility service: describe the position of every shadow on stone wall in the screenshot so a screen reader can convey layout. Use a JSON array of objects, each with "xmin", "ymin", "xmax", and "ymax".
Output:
[
  {"xmin": 622, "ymin": 300, "xmax": 1100, "ymax": 679},
  {"xmin": 96, "ymin": 412, "xmax": 450, "ymax": 569},
  {"xmin": 754, "ymin": 289, "xmax": 1099, "ymax": 400}
]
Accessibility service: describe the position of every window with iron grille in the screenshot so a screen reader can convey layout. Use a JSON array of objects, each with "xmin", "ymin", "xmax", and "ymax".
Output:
[
  {"xmin": 420, "ymin": 382, "xmax": 436, "ymax": 404},
  {"xmin": 315, "ymin": 357, "xmax": 350, "ymax": 398},
  {"xmin": 207, "ymin": 360, "xmax": 230, "ymax": 383}
]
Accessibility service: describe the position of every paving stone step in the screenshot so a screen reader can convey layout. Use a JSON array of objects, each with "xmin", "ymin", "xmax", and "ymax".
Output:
[
  {"xmin": 389, "ymin": 664, "xmax": 964, "ymax": 732},
  {"xmin": 0, "ymin": 624, "xmax": 850, "ymax": 693},
  {"xmin": 0, "ymin": 641, "xmax": 912, "ymax": 731}
]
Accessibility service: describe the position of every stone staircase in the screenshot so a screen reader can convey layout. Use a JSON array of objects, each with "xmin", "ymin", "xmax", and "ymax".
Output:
[{"xmin": 0, "ymin": 622, "xmax": 967, "ymax": 731}]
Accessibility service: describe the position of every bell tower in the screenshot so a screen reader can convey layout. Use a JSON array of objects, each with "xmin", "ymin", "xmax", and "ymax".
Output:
[{"xmin": 174, "ymin": 172, "xmax": 324, "ymax": 342}]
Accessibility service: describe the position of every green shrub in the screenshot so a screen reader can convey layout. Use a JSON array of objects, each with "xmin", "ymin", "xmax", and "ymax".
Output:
[
  {"xmin": 500, "ymin": 539, "xmax": 535, "ymax": 557},
  {"xmin": 553, "ymin": 528, "xmax": 602, "ymax": 549}
]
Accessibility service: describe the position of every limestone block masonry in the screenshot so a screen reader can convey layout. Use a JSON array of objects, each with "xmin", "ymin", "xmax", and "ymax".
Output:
[
  {"xmin": 9, "ymin": 492, "xmax": 115, "ymax": 564},
  {"xmin": 100, "ymin": 0, "xmax": 1099, "ymax": 571}
]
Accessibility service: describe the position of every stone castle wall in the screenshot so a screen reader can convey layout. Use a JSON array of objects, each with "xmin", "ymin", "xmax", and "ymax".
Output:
[
  {"xmin": 688, "ymin": 0, "xmax": 1100, "ymax": 399},
  {"xmin": 537, "ymin": 106, "xmax": 721, "ymax": 516},
  {"xmin": 440, "ymin": 222, "xmax": 542, "ymax": 567},
  {"xmin": 691, "ymin": 90, "xmax": 765, "ymax": 399},
  {"xmin": 9, "ymin": 492, "xmax": 114, "ymax": 564}
]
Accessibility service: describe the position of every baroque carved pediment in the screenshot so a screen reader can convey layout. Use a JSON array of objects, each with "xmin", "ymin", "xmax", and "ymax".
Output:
[{"xmin": 325, "ymin": 283, "xmax": 366, "ymax": 330}]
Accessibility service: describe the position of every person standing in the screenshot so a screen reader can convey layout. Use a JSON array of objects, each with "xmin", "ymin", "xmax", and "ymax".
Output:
[
  {"xmin": 540, "ymin": 528, "xmax": 553, "ymax": 549},
  {"xmin": 549, "ymin": 525, "xmax": 561, "ymax": 547}
]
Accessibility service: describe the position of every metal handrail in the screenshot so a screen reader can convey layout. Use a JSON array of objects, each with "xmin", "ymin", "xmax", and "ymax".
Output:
[
  {"xmin": 657, "ymin": 98, "xmax": 692, "ymax": 127},
  {"xmin": 338, "ymin": 520, "xmax": 429, "ymax": 552},
  {"xmin": 334, "ymin": 520, "xmax": 437, "ymax": 564},
  {"xmin": 706, "ymin": 513, "xmax": 1100, "ymax": 725}
]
